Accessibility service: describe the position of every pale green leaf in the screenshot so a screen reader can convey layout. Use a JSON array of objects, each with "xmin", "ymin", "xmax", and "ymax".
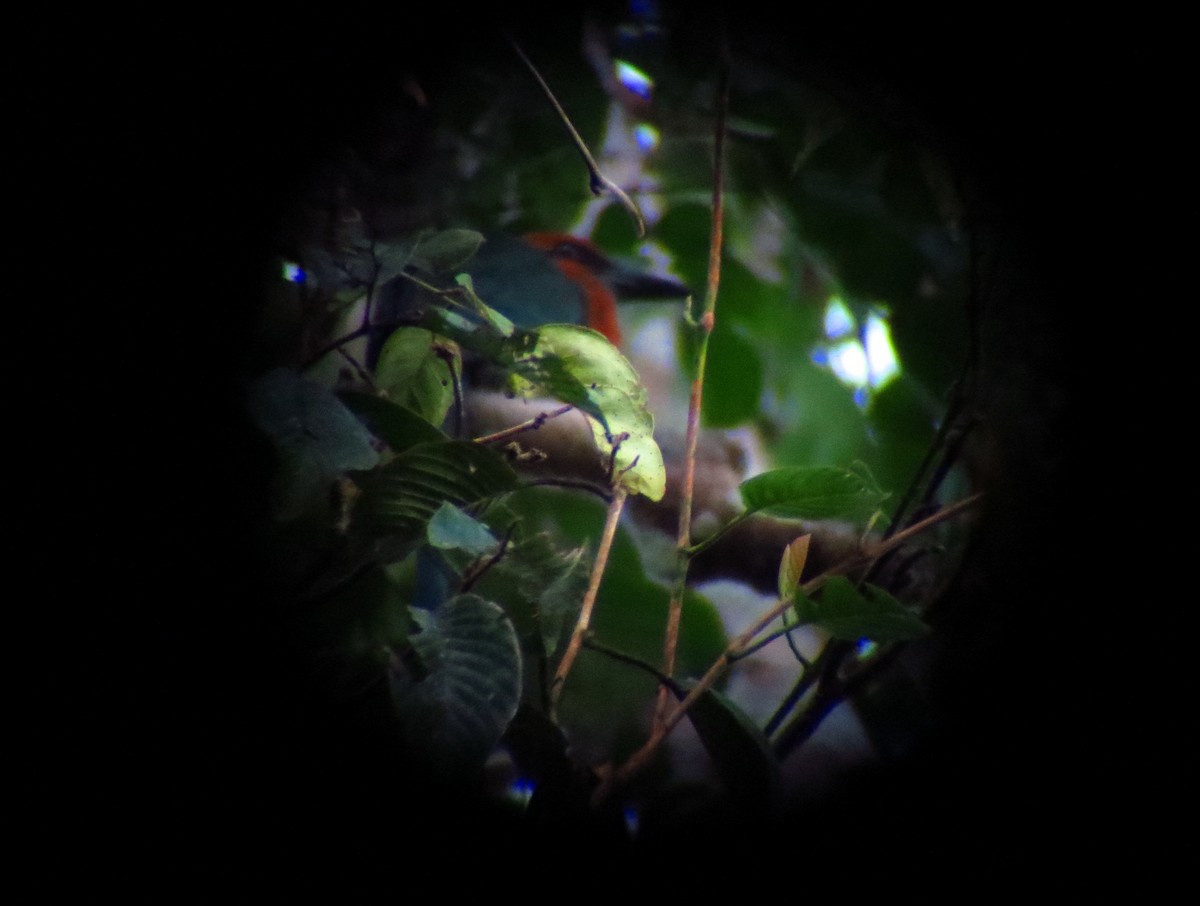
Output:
[
  {"xmin": 374, "ymin": 327, "xmax": 455, "ymax": 426},
  {"xmin": 507, "ymin": 324, "xmax": 665, "ymax": 501},
  {"xmin": 777, "ymin": 534, "xmax": 811, "ymax": 601}
]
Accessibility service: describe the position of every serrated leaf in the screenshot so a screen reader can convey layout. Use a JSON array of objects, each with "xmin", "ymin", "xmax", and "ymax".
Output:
[
  {"xmin": 793, "ymin": 575, "xmax": 929, "ymax": 643},
  {"xmin": 427, "ymin": 502, "xmax": 499, "ymax": 558},
  {"xmin": 679, "ymin": 685, "xmax": 782, "ymax": 813},
  {"xmin": 390, "ymin": 593, "xmax": 522, "ymax": 774},
  {"xmin": 740, "ymin": 466, "xmax": 886, "ymax": 523},
  {"xmin": 777, "ymin": 534, "xmax": 811, "ymax": 601},
  {"xmin": 373, "ymin": 327, "xmax": 455, "ymax": 426},
  {"xmin": 338, "ymin": 390, "xmax": 446, "ymax": 453},
  {"xmin": 246, "ymin": 368, "xmax": 380, "ymax": 518},
  {"xmin": 351, "ymin": 440, "xmax": 519, "ymax": 542},
  {"xmin": 507, "ymin": 325, "xmax": 666, "ymax": 501}
]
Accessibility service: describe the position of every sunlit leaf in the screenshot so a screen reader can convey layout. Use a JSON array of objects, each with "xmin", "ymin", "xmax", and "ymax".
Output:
[
  {"xmin": 740, "ymin": 465, "xmax": 886, "ymax": 523},
  {"xmin": 390, "ymin": 593, "xmax": 522, "ymax": 775},
  {"xmin": 777, "ymin": 534, "xmax": 811, "ymax": 601},
  {"xmin": 374, "ymin": 327, "xmax": 455, "ymax": 426},
  {"xmin": 507, "ymin": 324, "xmax": 665, "ymax": 501},
  {"xmin": 793, "ymin": 576, "xmax": 928, "ymax": 643}
]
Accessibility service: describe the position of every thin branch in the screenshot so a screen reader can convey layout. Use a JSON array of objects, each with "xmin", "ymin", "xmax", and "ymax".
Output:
[
  {"xmin": 459, "ymin": 527, "xmax": 513, "ymax": 594},
  {"xmin": 523, "ymin": 477, "xmax": 613, "ymax": 503},
  {"xmin": 549, "ymin": 485, "xmax": 629, "ymax": 717},
  {"xmin": 334, "ymin": 345, "xmax": 374, "ymax": 388},
  {"xmin": 654, "ymin": 47, "xmax": 731, "ymax": 732},
  {"xmin": 474, "ymin": 405, "xmax": 574, "ymax": 445},
  {"xmin": 583, "ymin": 636, "xmax": 686, "ymax": 695},
  {"xmin": 301, "ymin": 324, "xmax": 370, "ymax": 373},
  {"xmin": 594, "ymin": 491, "xmax": 983, "ymax": 806},
  {"xmin": 508, "ymin": 36, "xmax": 646, "ymax": 238}
]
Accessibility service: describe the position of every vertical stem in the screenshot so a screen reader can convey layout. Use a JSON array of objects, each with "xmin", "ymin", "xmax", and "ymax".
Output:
[
  {"xmin": 549, "ymin": 486, "xmax": 629, "ymax": 718},
  {"xmin": 653, "ymin": 51, "xmax": 731, "ymax": 730}
]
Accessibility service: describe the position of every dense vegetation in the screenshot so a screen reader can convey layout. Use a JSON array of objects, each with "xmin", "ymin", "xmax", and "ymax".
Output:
[{"xmin": 122, "ymin": 4, "xmax": 1087, "ymax": 878}]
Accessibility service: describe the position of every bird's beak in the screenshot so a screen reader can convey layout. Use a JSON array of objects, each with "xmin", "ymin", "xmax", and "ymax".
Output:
[{"xmin": 605, "ymin": 265, "xmax": 691, "ymax": 302}]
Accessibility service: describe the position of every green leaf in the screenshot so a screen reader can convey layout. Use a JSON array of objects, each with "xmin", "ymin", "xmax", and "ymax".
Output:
[
  {"xmin": 501, "ymin": 487, "xmax": 727, "ymax": 761},
  {"xmin": 777, "ymin": 534, "xmax": 811, "ymax": 601},
  {"xmin": 507, "ymin": 325, "xmax": 666, "ymax": 501},
  {"xmin": 427, "ymin": 503, "xmax": 499, "ymax": 558},
  {"xmin": 465, "ymin": 523, "xmax": 590, "ymax": 706},
  {"xmin": 740, "ymin": 465, "xmax": 886, "ymax": 523},
  {"xmin": 701, "ymin": 322, "xmax": 764, "ymax": 429},
  {"xmin": 246, "ymin": 368, "xmax": 380, "ymax": 518},
  {"xmin": 681, "ymin": 685, "xmax": 782, "ymax": 814},
  {"xmin": 389, "ymin": 593, "xmax": 522, "ymax": 775},
  {"xmin": 351, "ymin": 440, "xmax": 519, "ymax": 542},
  {"xmin": 373, "ymin": 327, "xmax": 455, "ymax": 426},
  {"xmin": 534, "ymin": 545, "xmax": 589, "ymax": 657},
  {"xmin": 793, "ymin": 576, "xmax": 929, "ymax": 643},
  {"xmin": 338, "ymin": 390, "xmax": 446, "ymax": 453},
  {"xmin": 291, "ymin": 565, "xmax": 412, "ymax": 692},
  {"xmin": 411, "ymin": 228, "xmax": 485, "ymax": 275},
  {"xmin": 455, "ymin": 274, "xmax": 517, "ymax": 336},
  {"xmin": 373, "ymin": 239, "xmax": 417, "ymax": 288}
]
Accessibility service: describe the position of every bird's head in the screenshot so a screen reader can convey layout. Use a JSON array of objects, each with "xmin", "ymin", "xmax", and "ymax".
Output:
[{"xmin": 519, "ymin": 232, "xmax": 691, "ymax": 346}]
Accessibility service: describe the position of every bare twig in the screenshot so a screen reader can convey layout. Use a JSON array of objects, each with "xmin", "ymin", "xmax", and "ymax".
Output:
[
  {"xmin": 508, "ymin": 37, "xmax": 646, "ymax": 238},
  {"xmin": 654, "ymin": 47, "xmax": 731, "ymax": 732},
  {"xmin": 594, "ymin": 491, "xmax": 983, "ymax": 806},
  {"xmin": 549, "ymin": 486, "xmax": 630, "ymax": 717},
  {"xmin": 473, "ymin": 405, "xmax": 574, "ymax": 445}
]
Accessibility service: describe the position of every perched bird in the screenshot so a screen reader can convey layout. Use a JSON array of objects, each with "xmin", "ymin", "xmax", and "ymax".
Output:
[{"xmin": 367, "ymin": 231, "xmax": 690, "ymax": 365}]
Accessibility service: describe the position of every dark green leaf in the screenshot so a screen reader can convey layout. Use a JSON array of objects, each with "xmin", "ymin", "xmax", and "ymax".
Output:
[
  {"xmin": 679, "ymin": 685, "xmax": 782, "ymax": 814},
  {"xmin": 702, "ymin": 322, "xmax": 764, "ymax": 428},
  {"xmin": 373, "ymin": 239, "xmax": 417, "ymax": 288},
  {"xmin": 793, "ymin": 576, "xmax": 929, "ymax": 643},
  {"xmin": 352, "ymin": 440, "xmax": 519, "ymax": 542},
  {"xmin": 412, "ymin": 228, "xmax": 485, "ymax": 275},
  {"xmin": 390, "ymin": 593, "xmax": 522, "ymax": 775},
  {"xmin": 247, "ymin": 368, "xmax": 380, "ymax": 518},
  {"xmin": 338, "ymin": 390, "xmax": 446, "ymax": 453},
  {"xmin": 740, "ymin": 465, "xmax": 886, "ymax": 523}
]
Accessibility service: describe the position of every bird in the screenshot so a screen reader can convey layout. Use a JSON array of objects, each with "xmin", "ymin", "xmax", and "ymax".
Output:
[{"xmin": 367, "ymin": 231, "xmax": 690, "ymax": 366}]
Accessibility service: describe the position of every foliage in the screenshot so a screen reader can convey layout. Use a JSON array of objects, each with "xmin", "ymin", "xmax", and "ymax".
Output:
[{"xmin": 243, "ymin": 9, "xmax": 982, "ymax": 846}]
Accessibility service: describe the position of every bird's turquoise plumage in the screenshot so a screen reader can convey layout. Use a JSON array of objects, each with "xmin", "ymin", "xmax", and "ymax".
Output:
[
  {"xmin": 464, "ymin": 233, "xmax": 588, "ymax": 329},
  {"xmin": 368, "ymin": 231, "xmax": 688, "ymax": 366}
]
